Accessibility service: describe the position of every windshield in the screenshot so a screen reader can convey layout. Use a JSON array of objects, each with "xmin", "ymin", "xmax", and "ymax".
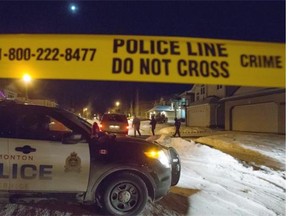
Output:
[
  {"xmin": 57, "ymin": 109, "xmax": 92, "ymax": 134},
  {"xmin": 102, "ymin": 114, "xmax": 127, "ymax": 123}
]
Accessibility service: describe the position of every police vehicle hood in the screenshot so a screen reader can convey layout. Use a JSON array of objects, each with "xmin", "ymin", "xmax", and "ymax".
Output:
[{"xmin": 93, "ymin": 135, "xmax": 168, "ymax": 164}]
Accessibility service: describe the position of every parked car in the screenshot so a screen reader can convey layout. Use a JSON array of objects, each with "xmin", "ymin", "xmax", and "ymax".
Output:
[
  {"xmin": 0, "ymin": 101, "xmax": 181, "ymax": 215},
  {"xmin": 100, "ymin": 113, "xmax": 129, "ymax": 135},
  {"xmin": 156, "ymin": 113, "xmax": 168, "ymax": 124}
]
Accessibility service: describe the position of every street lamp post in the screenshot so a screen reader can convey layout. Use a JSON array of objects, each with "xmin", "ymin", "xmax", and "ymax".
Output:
[
  {"xmin": 22, "ymin": 74, "xmax": 31, "ymax": 101},
  {"xmin": 115, "ymin": 101, "xmax": 120, "ymax": 113},
  {"xmin": 83, "ymin": 107, "xmax": 88, "ymax": 118}
]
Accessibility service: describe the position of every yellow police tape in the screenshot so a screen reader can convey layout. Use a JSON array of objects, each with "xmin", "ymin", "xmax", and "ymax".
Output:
[{"xmin": 0, "ymin": 34, "xmax": 285, "ymax": 87}]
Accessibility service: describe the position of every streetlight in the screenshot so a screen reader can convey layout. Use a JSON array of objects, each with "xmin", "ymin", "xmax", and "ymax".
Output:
[
  {"xmin": 22, "ymin": 74, "xmax": 32, "ymax": 100},
  {"xmin": 83, "ymin": 107, "xmax": 88, "ymax": 118},
  {"xmin": 115, "ymin": 101, "xmax": 120, "ymax": 113}
]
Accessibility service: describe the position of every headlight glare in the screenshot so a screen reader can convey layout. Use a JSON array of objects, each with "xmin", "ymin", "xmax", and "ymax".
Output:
[{"xmin": 145, "ymin": 149, "xmax": 170, "ymax": 168}]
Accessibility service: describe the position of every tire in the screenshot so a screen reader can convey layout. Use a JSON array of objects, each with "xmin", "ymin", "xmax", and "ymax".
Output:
[{"xmin": 102, "ymin": 172, "xmax": 148, "ymax": 216}]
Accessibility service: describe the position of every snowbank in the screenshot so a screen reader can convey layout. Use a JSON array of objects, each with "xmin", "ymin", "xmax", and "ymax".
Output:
[{"xmin": 142, "ymin": 135, "xmax": 286, "ymax": 216}]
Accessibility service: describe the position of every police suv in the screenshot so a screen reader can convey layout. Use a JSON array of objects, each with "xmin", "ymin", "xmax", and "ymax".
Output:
[{"xmin": 0, "ymin": 101, "xmax": 181, "ymax": 215}]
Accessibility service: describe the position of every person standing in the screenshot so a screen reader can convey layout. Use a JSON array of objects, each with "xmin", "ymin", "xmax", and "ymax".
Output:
[
  {"xmin": 150, "ymin": 115, "xmax": 157, "ymax": 136},
  {"xmin": 91, "ymin": 122, "xmax": 100, "ymax": 138},
  {"xmin": 173, "ymin": 117, "xmax": 181, "ymax": 137},
  {"xmin": 132, "ymin": 115, "xmax": 141, "ymax": 137}
]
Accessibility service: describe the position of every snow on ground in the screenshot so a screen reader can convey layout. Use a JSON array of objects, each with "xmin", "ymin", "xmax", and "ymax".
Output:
[
  {"xmin": 137, "ymin": 121, "xmax": 286, "ymax": 216},
  {"xmin": 195, "ymin": 133, "xmax": 286, "ymax": 171},
  {"xmin": 0, "ymin": 120, "xmax": 286, "ymax": 216},
  {"xmin": 142, "ymin": 135, "xmax": 285, "ymax": 216}
]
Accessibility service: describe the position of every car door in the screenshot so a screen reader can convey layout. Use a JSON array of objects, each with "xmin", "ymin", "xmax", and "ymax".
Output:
[
  {"xmin": 8, "ymin": 108, "xmax": 90, "ymax": 192},
  {"xmin": 0, "ymin": 106, "xmax": 11, "ymax": 191},
  {"xmin": 0, "ymin": 138, "xmax": 9, "ymax": 191}
]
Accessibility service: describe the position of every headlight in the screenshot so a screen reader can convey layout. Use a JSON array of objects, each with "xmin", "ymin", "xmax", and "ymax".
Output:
[{"xmin": 144, "ymin": 149, "xmax": 171, "ymax": 168}]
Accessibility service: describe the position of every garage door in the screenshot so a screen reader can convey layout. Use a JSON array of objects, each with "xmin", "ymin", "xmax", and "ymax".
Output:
[
  {"xmin": 187, "ymin": 104, "xmax": 210, "ymax": 127},
  {"xmin": 232, "ymin": 102, "xmax": 278, "ymax": 133}
]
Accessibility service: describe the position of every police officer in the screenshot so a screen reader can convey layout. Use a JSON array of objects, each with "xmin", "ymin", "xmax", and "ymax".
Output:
[
  {"xmin": 132, "ymin": 115, "xmax": 141, "ymax": 137},
  {"xmin": 150, "ymin": 115, "xmax": 157, "ymax": 136},
  {"xmin": 173, "ymin": 117, "xmax": 181, "ymax": 137}
]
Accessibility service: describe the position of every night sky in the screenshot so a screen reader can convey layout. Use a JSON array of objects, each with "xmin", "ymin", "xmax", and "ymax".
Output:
[{"xmin": 0, "ymin": 1, "xmax": 285, "ymax": 113}]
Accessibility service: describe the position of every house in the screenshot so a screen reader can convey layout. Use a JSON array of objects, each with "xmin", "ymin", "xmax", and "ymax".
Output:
[
  {"xmin": 147, "ymin": 105, "xmax": 174, "ymax": 123},
  {"xmin": 0, "ymin": 79, "xmax": 19, "ymax": 100},
  {"xmin": 185, "ymin": 84, "xmax": 238, "ymax": 128},
  {"xmin": 147, "ymin": 95, "xmax": 188, "ymax": 123},
  {"xmin": 222, "ymin": 87, "xmax": 285, "ymax": 134},
  {"xmin": 185, "ymin": 84, "xmax": 285, "ymax": 134},
  {"xmin": 0, "ymin": 80, "xmax": 58, "ymax": 108},
  {"xmin": 0, "ymin": 88, "xmax": 17, "ymax": 100}
]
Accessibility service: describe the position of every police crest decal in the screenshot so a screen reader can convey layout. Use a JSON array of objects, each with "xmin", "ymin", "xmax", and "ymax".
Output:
[{"xmin": 65, "ymin": 152, "xmax": 81, "ymax": 172}]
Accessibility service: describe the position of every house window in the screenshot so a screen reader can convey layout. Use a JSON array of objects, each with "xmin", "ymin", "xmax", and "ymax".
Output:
[
  {"xmin": 196, "ymin": 93, "xmax": 200, "ymax": 101},
  {"xmin": 200, "ymin": 85, "xmax": 205, "ymax": 95},
  {"xmin": 217, "ymin": 85, "xmax": 223, "ymax": 90}
]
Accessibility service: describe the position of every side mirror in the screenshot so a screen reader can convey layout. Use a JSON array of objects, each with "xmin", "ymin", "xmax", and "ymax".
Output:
[{"xmin": 62, "ymin": 133, "xmax": 83, "ymax": 144}]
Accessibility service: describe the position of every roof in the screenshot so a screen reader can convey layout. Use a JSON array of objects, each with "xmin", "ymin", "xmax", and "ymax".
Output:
[
  {"xmin": 147, "ymin": 105, "xmax": 174, "ymax": 112},
  {"xmin": 189, "ymin": 96, "xmax": 221, "ymax": 106},
  {"xmin": 220, "ymin": 88, "xmax": 285, "ymax": 102}
]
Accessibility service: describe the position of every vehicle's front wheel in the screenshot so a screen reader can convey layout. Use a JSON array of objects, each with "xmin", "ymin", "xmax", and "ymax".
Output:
[{"xmin": 102, "ymin": 172, "xmax": 148, "ymax": 216}]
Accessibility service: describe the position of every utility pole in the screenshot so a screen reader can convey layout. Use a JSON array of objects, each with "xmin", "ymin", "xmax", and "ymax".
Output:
[
  {"xmin": 136, "ymin": 88, "xmax": 139, "ymax": 117},
  {"xmin": 130, "ymin": 101, "xmax": 133, "ymax": 117}
]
